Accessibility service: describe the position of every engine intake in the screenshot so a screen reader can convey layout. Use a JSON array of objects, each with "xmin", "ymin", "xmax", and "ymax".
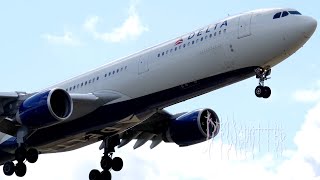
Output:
[
  {"xmin": 16, "ymin": 89, "xmax": 73, "ymax": 128},
  {"xmin": 163, "ymin": 108, "xmax": 220, "ymax": 147}
]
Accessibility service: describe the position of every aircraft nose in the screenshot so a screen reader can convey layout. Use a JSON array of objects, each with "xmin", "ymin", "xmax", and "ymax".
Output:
[{"xmin": 303, "ymin": 16, "xmax": 317, "ymax": 38}]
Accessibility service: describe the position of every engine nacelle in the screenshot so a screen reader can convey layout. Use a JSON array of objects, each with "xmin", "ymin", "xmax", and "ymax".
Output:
[
  {"xmin": 16, "ymin": 89, "xmax": 73, "ymax": 128},
  {"xmin": 163, "ymin": 109, "xmax": 220, "ymax": 147}
]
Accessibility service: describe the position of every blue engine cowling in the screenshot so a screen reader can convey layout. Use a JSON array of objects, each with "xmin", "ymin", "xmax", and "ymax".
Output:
[
  {"xmin": 16, "ymin": 89, "xmax": 73, "ymax": 128},
  {"xmin": 163, "ymin": 109, "xmax": 220, "ymax": 147}
]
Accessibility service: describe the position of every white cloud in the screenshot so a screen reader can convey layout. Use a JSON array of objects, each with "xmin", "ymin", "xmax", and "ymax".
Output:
[
  {"xmin": 83, "ymin": 1, "xmax": 148, "ymax": 43},
  {"xmin": 293, "ymin": 89, "xmax": 320, "ymax": 103},
  {"xmin": 41, "ymin": 31, "xmax": 82, "ymax": 46},
  {"xmin": 293, "ymin": 81, "xmax": 320, "ymax": 103}
]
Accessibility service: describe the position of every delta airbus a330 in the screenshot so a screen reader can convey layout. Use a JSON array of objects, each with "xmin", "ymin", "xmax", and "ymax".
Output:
[{"xmin": 0, "ymin": 8, "xmax": 316, "ymax": 180}]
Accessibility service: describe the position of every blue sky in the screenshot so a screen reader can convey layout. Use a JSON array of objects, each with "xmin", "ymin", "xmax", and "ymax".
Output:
[{"xmin": 0, "ymin": 0, "xmax": 319, "ymax": 179}]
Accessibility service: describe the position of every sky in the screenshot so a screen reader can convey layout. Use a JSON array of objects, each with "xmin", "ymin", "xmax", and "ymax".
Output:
[{"xmin": 0, "ymin": 0, "xmax": 319, "ymax": 179}]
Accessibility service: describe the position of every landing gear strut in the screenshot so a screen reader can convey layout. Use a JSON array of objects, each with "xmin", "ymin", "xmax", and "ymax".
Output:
[
  {"xmin": 254, "ymin": 67, "xmax": 272, "ymax": 98},
  {"xmin": 89, "ymin": 136, "xmax": 123, "ymax": 180}
]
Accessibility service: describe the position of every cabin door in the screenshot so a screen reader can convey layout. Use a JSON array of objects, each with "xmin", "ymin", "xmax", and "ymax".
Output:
[
  {"xmin": 238, "ymin": 13, "xmax": 252, "ymax": 38},
  {"xmin": 138, "ymin": 55, "xmax": 149, "ymax": 74}
]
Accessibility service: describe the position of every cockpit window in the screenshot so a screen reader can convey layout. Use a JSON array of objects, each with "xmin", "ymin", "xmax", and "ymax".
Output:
[
  {"xmin": 282, "ymin": 11, "xmax": 289, "ymax": 17},
  {"xmin": 289, "ymin": 11, "xmax": 302, "ymax": 15},
  {"xmin": 273, "ymin": 12, "xmax": 281, "ymax": 19}
]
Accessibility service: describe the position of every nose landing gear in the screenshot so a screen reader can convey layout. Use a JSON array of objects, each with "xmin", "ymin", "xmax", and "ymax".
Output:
[{"xmin": 254, "ymin": 67, "xmax": 271, "ymax": 98}]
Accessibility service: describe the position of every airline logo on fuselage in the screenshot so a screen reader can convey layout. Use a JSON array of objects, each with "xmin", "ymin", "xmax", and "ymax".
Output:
[{"xmin": 175, "ymin": 20, "xmax": 228, "ymax": 45}]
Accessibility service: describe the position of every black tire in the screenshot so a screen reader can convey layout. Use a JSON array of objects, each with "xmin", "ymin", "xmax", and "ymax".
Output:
[
  {"xmin": 89, "ymin": 169, "xmax": 101, "ymax": 180},
  {"xmin": 15, "ymin": 147, "xmax": 27, "ymax": 162},
  {"xmin": 255, "ymin": 86, "xmax": 263, "ymax": 98},
  {"xmin": 101, "ymin": 170, "xmax": 112, "ymax": 180},
  {"xmin": 263, "ymin": 86, "xmax": 271, "ymax": 99},
  {"xmin": 112, "ymin": 157, "xmax": 123, "ymax": 171},
  {"xmin": 100, "ymin": 156, "xmax": 112, "ymax": 170},
  {"xmin": 15, "ymin": 162, "xmax": 27, "ymax": 177},
  {"xmin": 26, "ymin": 148, "xmax": 39, "ymax": 163},
  {"xmin": 3, "ymin": 161, "xmax": 15, "ymax": 176}
]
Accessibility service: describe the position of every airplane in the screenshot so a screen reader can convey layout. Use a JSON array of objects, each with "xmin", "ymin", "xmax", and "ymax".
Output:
[{"xmin": 0, "ymin": 7, "xmax": 317, "ymax": 180}]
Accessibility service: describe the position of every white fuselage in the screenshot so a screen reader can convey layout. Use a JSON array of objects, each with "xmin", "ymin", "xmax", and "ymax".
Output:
[
  {"xmin": 28, "ymin": 8, "xmax": 315, "ymax": 153},
  {"xmin": 51, "ymin": 8, "xmax": 315, "ymax": 106}
]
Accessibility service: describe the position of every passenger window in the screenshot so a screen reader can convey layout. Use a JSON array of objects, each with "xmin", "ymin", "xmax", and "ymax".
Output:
[
  {"xmin": 117, "ymin": 69, "xmax": 119, "ymax": 73},
  {"xmin": 192, "ymin": 41, "xmax": 194, "ymax": 44},
  {"xmin": 188, "ymin": 42, "xmax": 190, "ymax": 46},
  {"xmin": 224, "ymin": 29, "xmax": 226, "ymax": 33},
  {"xmin": 92, "ymin": 78, "xmax": 95, "ymax": 82},
  {"xmin": 214, "ymin": 32, "xmax": 217, "ymax": 36},
  {"xmin": 175, "ymin": 47, "xmax": 177, "ymax": 51},
  {"xmin": 219, "ymin": 30, "xmax": 221, "ymax": 34},
  {"xmin": 77, "ymin": 84, "xmax": 79, "ymax": 88},
  {"xmin": 158, "ymin": 53, "xmax": 160, "ymax": 57},
  {"xmin": 69, "ymin": 87, "xmax": 72, "ymax": 91},
  {"xmin": 179, "ymin": 45, "xmax": 181, "ymax": 49},
  {"xmin": 196, "ymin": 39, "xmax": 199, "ymax": 43},
  {"xmin": 282, "ymin": 11, "xmax": 289, "ymax": 17},
  {"xmin": 97, "ymin": 77, "xmax": 99, "ymax": 80},
  {"xmin": 89, "ymin": 80, "xmax": 91, "ymax": 84},
  {"xmin": 113, "ymin": 71, "xmax": 115, "ymax": 74},
  {"xmin": 162, "ymin": 52, "xmax": 164, "ymax": 56},
  {"xmin": 81, "ymin": 83, "xmax": 83, "ymax": 86},
  {"xmin": 273, "ymin": 12, "xmax": 281, "ymax": 19},
  {"xmin": 121, "ymin": 68, "xmax": 123, "ymax": 71},
  {"xmin": 209, "ymin": 34, "xmax": 212, "ymax": 38},
  {"xmin": 200, "ymin": 37, "xmax": 203, "ymax": 41},
  {"xmin": 73, "ymin": 86, "xmax": 75, "ymax": 89},
  {"xmin": 166, "ymin": 50, "xmax": 168, "ymax": 54},
  {"xmin": 170, "ymin": 49, "xmax": 173, "ymax": 52},
  {"xmin": 183, "ymin": 44, "xmax": 186, "ymax": 48},
  {"xmin": 109, "ymin": 72, "xmax": 111, "ymax": 76}
]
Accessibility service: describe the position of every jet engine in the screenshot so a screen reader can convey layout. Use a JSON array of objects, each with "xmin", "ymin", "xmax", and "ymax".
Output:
[
  {"xmin": 16, "ymin": 89, "xmax": 73, "ymax": 128},
  {"xmin": 163, "ymin": 108, "xmax": 220, "ymax": 146}
]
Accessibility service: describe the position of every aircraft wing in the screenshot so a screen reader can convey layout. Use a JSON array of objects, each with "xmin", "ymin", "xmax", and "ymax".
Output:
[
  {"xmin": 68, "ymin": 90, "xmax": 122, "ymax": 120},
  {"xmin": 0, "ymin": 90, "xmax": 122, "ymax": 136},
  {"xmin": 118, "ymin": 110, "xmax": 186, "ymax": 149}
]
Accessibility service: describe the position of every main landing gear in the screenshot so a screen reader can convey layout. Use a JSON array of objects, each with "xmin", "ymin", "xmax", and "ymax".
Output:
[
  {"xmin": 254, "ymin": 67, "xmax": 272, "ymax": 99},
  {"xmin": 3, "ymin": 145, "xmax": 39, "ymax": 177},
  {"xmin": 3, "ymin": 127, "xmax": 39, "ymax": 177},
  {"xmin": 89, "ymin": 136, "xmax": 123, "ymax": 180}
]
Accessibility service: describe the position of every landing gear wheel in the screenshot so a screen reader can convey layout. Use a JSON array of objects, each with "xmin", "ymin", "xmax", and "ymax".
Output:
[
  {"xmin": 112, "ymin": 157, "xmax": 123, "ymax": 171},
  {"xmin": 15, "ymin": 162, "xmax": 27, "ymax": 177},
  {"xmin": 100, "ymin": 155, "xmax": 112, "ymax": 170},
  {"xmin": 255, "ymin": 86, "xmax": 264, "ymax": 98},
  {"xmin": 26, "ymin": 148, "xmax": 39, "ymax": 163},
  {"xmin": 254, "ymin": 67, "xmax": 272, "ymax": 99},
  {"xmin": 101, "ymin": 170, "xmax": 112, "ymax": 180},
  {"xmin": 15, "ymin": 147, "xmax": 27, "ymax": 162},
  {"xmin": 89, "ymin": 169, "xmax": 101, "ymax": 180},
  {"xmin": 3, "ymin": 161, "xmax": 15, "ymax": 176},
  {"xmin": 262, "ymin": 86, "xmax": 271, "ymax": 99}
]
